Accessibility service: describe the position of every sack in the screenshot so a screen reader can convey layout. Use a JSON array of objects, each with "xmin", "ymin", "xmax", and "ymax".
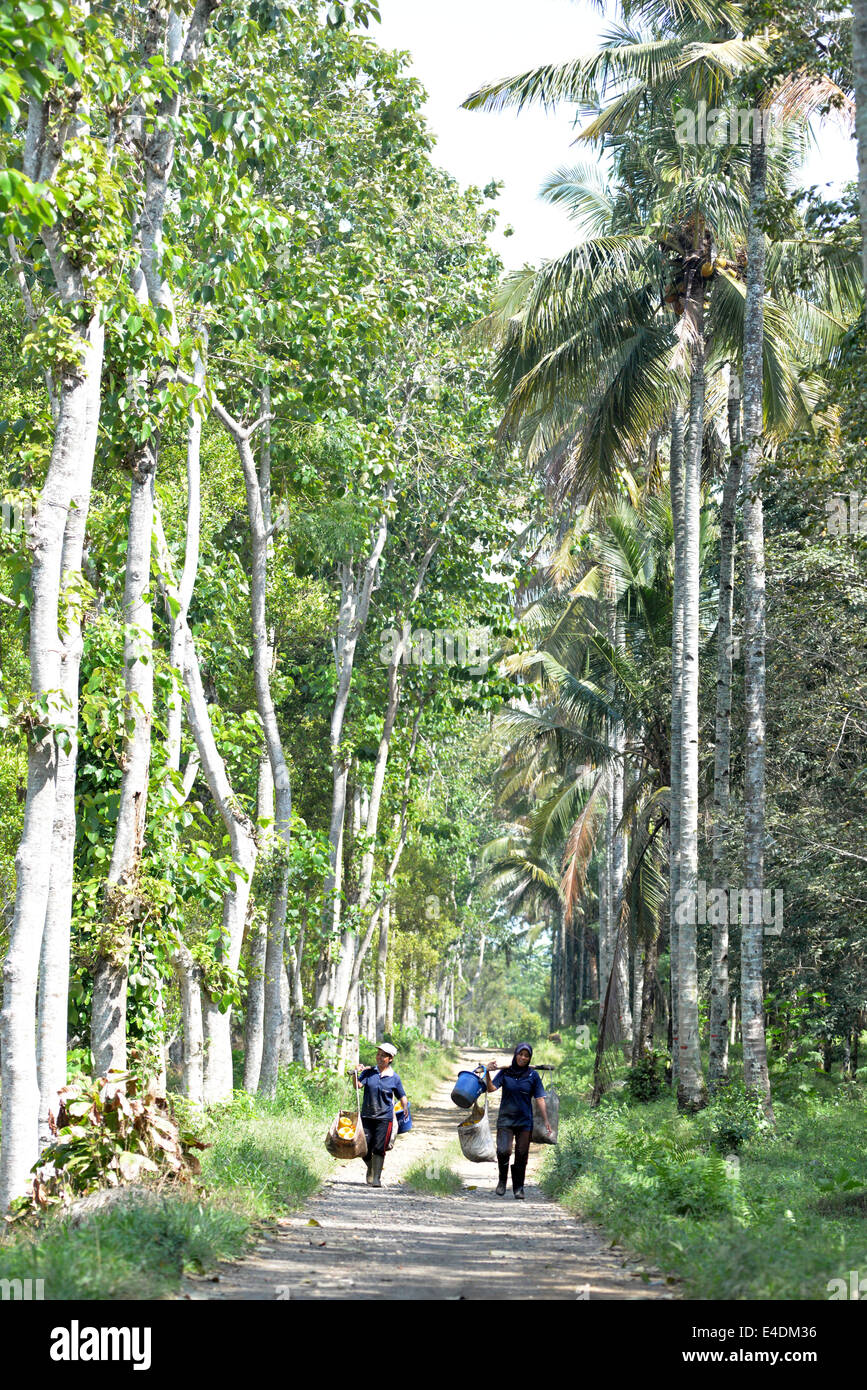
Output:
[
  {"xmin": 325, "ymin": 1076, "xmax": 367, "ymax": 1161},
  {"xmin": 325, "ymin": 1108, "xmax": 367, "ymax": 1161},
  {"xmin": 532, "ymin": 1086, "xmax": 559, "ymax": 1144},
  {"xmin": 457, "ymin": 1097, "xmax": 496, "ymax": 1163}
]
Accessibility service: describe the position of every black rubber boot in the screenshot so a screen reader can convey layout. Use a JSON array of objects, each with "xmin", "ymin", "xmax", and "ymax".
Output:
[
  {"xmin": 370, "ymin": 1153, "xmax": 384, "ymax": 1188},
  {"xmin": 364, "ymin": 1153, "xmax": 374, "ymax": 1185},
  {"xmin": 512, "ymin": 1162, "xmax": 526, "ymax": 1200},
  {"xmin": 496, "ymin": 1156, "xmax": 509, "ymax": 1196}
]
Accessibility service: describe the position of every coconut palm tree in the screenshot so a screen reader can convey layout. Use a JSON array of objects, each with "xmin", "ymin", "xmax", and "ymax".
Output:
[
  {"xmin": 468, "ymin": 14, "xmax": 856, "ymax": 1108},
  {"xmin": 481, "ymin": 101, "xmax": 830, "ymax": 1104},
  {"xmin": 491, "ymin": 495, "xmax": 718, "ymax": 1074},
  {"xmin": 853, "ymin": 1, "xmax": 867, "ymax": 286}
]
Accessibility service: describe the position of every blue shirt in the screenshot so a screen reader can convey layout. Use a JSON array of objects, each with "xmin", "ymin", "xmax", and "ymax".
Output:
[
  {"xmin": 358, "ymin": 1067, "xmax": 406, "ymax": 1120},
  {"xmin": 492, "ymin": 1067, "xmax": 545, "ymax": 1129}
]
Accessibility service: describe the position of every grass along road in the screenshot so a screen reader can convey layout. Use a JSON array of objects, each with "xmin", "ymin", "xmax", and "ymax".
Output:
[{"xmin": 182, "ymin": 1050, "xmax": 674, "ymax": 1301}]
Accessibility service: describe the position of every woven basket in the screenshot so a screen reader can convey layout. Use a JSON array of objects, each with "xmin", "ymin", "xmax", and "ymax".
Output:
[{"xmin": 325, "ymin": 1108, "xmax": 367, "ymax": 1160}]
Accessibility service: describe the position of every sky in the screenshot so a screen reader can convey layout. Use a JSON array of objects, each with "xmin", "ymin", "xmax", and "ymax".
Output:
[{"xmin": 373, "ymin": 0, "xmax": 858, "ymax": 271}]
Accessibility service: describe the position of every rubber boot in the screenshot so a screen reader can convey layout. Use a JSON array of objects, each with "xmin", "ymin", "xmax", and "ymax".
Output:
[
  {"xmin": 370, "ymin": 1153, "xmax": 384, "ymax": 1188},
  {"xmin": 496, "ymin": 1156, "xmax": 509, "ymax": 1196},
  {"xmin": 364, "ymin": 1153, "xmax": 374, "ymax": 1186},
  {"xmin": 511, "ymin": 1162, "xmax": 526, "ymax": 1200}
]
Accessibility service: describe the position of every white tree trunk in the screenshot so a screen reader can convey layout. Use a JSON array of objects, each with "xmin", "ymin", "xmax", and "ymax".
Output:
[
  {"xmin": 288, "ymin": 927, "xmax": 310, "ymax": 1068},
  {"xmin": 243, "ymin": 757, "xmax": 272, "ymax": 1091},
  {"xmin": 153, "ymin": 509, "xmax": 258, "ymax": 1103},
  {"xmin": 668, "ymin": 408, "xmax": 686, "ymax": 1085},
  {"xmin": 319, "ymin": 492, "xmax": 393, "ymax": 1037},
  {"xmin": 741, "ymin": 133, "xmax": 773, "ymax": 1119},
  {"xmin": 244, "ymin": 906, "xmax": 268, "ymax": 1089},
  {"xmin": 709, "ymin": 369, "xmax": 741, "ymax": 1084},
  {"xmin": 677, "ymin": 270, "xmax": 707, "ymax": 1111},
  {"xmin": 335, "ymin": 706, "xmax": 422, "ymax": 1065},
  {"xmin": 93, "ymin": 12, "xmax": 172, "ymax": 1077},
  {"xmin": 206, "ymin": 398, "xmax": 292, "ymax": 1099},
  {"xmin": 37, "ymin": 458, "xmax": 93, "ymax": 1146},
  {"xmin": 2, "ymin": 88, "xmax": 111, "ymax": 1205},
  {"xmin": 598, "ymin": 782, "xmax": 611, "ymax": 1027},
  {"xmin": 175, "ymin": 940, "xmax": 204, "ymax": 1109},
  {"xmin": 331, "ymin": 496, "xmax": 459, "ymax": 1050},
  {"xmin": 92, "ymin": 0, "xmax": 219, "ymax": 1081},
  {"xmin": 0, "ymin": 317, "xmax": 105, "ymax": 1209},
  {"xmin": 610, "ymin": 607, "xmax": 631, "ymax": 1042},
  {"xmin": 182, "ymin": 685, "xmax": 256, "ymax": 1103},
  {"xmin": 386, "ymin": 976, "xmax": 395, "ymax": 1034},
  {"xmin": 375, "ymin": 898, "xmax": 392, "ymax": 1041},
  {"xmin": 279, "ymin": 962, "xmax": 293, "ymax": 1065},
  {"xmin": 852, "ymin": 0, "xmax": 867, "ymax": 289},
  {"xmin": 161, "ymin": 345, "xmax": 206, "ymax": 1101},
  {"xmin": 632, "ymin": 944, "xmax": 645, "ymax": 1047},
  {"xmin": 93, "ymin": 445, "xmax": 156, "ymax": 1076},
  {"xmin": 165, "ymin": 328, "xmax": 206, "ymax": 769},
  {"xmin": 250, "ymin": 389, "xmax": 292, "ymax": 1098}
]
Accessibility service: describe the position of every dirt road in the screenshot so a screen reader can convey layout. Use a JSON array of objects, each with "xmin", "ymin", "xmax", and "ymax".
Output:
[{"xmin": 183, "ymin": 1050, "xmax": 675, "ymax": 1301}]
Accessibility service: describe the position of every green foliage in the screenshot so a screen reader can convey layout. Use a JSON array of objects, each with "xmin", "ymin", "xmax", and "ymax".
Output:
[
  {"xmin": 0, "ymin": 0, "xmax": 859, "ymax": 1312},
  {"xmin": 542, "ymin": 1044, "xmax": 867, "ymax": 1299},
  {"xmin": 0, "ymin": 1039, "xmax": 450, "ymax": 1296},
  {"xmin": 624, "ymin": 1050, "xmax": 667, "ymax": 1103},
  {"xmin": 620, "ymin": 1133, "xmax": 738, "ymax": 1218},
  {"xmin": 6, "ymin": 1075, "xmax": 207, "ymax": 1223},
  {"xmin": 380, "ymin": 1023, "xmax": 421, "ymax": 1052},
  {"xmin": 814, "ymin": 1165, "xmax": 865, "ymax": 1196},
  {"xmin": 512, "ymin": 1008, "xmax": 547, "ymax": 1044},
  {"xmin": 0, "ymin": 1190, "xmax": 250, "ymax": 1299},
  {"xmin": 201, "ymin": 1112, "xmax": 330, "ymax": 1218},
  {"xmin": 401, "ymin": 1157, "xmax": 463, "ymax": 1196},
  {"xmin": 706, "ymin": 1081, "xmax": 769, "ymax": 1153}
]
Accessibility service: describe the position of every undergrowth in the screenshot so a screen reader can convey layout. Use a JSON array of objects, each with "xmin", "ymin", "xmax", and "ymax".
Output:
[
  {"xmin": 0, "ymin": 1037, "xmax": 455, "ymax": 1298},
  {"xmin": 542, "ymin": 1037, "xmax": 867, "ymax": 1299}
]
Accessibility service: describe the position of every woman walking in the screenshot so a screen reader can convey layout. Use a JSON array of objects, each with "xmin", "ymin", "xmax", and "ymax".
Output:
[
  {"xmin": 352, "ymin": 1043, "xmax": 408, "ymax": 1188},
  {"xmin": 485, "ymin": 1043, "xmax": 551, "ymax": 1199}
]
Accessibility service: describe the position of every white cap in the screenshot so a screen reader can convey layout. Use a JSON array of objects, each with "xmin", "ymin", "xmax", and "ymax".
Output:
[{"xmin": 377, "ymin": 1042, "xmax": 397, "ymax": 1057}]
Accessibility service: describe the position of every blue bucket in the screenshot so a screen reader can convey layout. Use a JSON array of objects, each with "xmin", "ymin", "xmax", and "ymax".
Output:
[
  {"xmin": 451, "ymin": 1070, "xmax": 486, "ymax": 1108},
  {"xmin": 397, "ymin": 1101, "xmax": 412, "ymax": 1134}
]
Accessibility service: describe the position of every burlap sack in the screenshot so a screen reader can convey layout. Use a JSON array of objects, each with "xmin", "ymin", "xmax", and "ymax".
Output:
[
  {"xmin": 532, "ymin": 1086, "xmax": 559, "ymax": 1144},
  {"xmin": 457, "ymin": 1097, "xmax": 496, "ymax": 1162}
]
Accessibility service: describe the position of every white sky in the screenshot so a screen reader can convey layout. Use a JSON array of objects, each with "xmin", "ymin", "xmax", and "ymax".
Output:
[{"xmin": 374, "ymin": 0, "xmax": 858, "ymax": 271}]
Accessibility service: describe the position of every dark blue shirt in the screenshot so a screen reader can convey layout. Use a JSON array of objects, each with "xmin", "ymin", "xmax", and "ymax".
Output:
[
  {"xmin": 492, "ymin": 1067, "xmax": 545, "ymax": 1129},
  {"xmin": 358, "ymin": 1067, "xmax": 406, "ymax": 1120}
]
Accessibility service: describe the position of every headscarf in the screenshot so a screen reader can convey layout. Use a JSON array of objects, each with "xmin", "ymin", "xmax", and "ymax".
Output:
[{"xmin": 504, "ymin": 1041, "xmax": 534, "ymax": 1078}]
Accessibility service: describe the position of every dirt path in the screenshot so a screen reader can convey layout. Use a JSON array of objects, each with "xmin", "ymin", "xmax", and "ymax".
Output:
[{"xmin": 183, "ymin": 1050, "xmax": 676, "ymax": 1301}]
